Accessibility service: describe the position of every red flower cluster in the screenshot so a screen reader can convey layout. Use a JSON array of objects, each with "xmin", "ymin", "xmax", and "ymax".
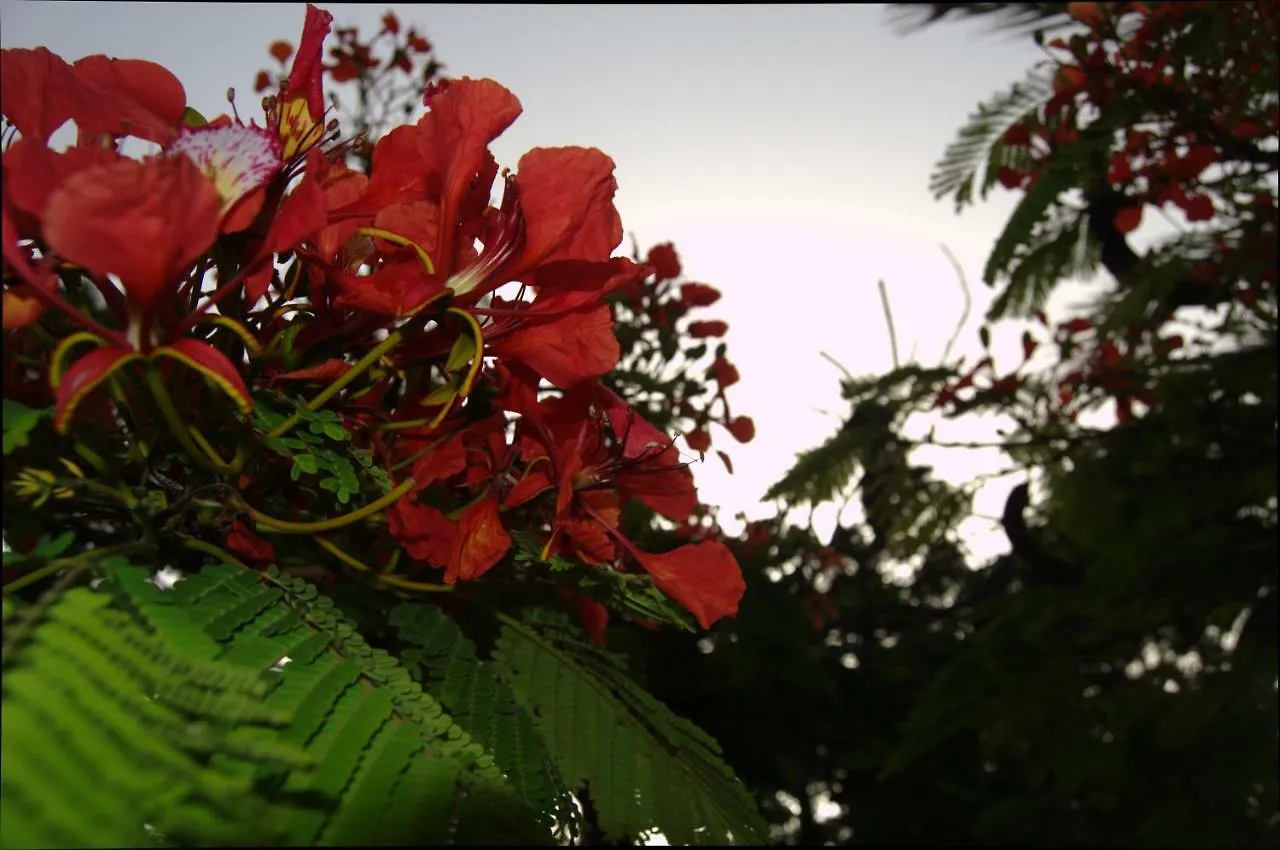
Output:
[{"xmin": 1, "ymin": 4, "xmax": 746, "ymax": 638}]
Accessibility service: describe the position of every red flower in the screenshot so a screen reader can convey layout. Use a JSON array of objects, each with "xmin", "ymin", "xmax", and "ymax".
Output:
[
  {"xmin": 647, "ymin": 242, "xmax": 682, "ymax": 281},
  {"xmin": 382, "ymin": 12, "xmax": 401, "ymax": 35},
  {"xmin": 228, "ymin": 520, "xmax": 276, "ymax": 565},
  {"xmin": 726, "ymin": 416, "xmax": 755, "ymax": 443},
  {"xmin": 1113, "ymin": 206, "xmax": 1144, "ymax": 234},
  {"xmin": 633, "ymin": 542, "xmax": 745, "ymax": 630},
  {"xmin": 680, "ymin": 282, "xmax": 722, "ymax": 307},
  {"xmin": 40, "ymin": 155, "xmax": 252, "ymax": 432},
  {"xmin": 689, "ymin": 320, "xmax": 728, "ymax": 338},
  {"xmin": 685, "ymin": 429, "xmax": 712, "ymax": 453},
  {"xmin": 711, "ymin": 357, "xmax": 740, "ymax": 388},
  {"xmin": 285, "ymin": 4, "xmax": 333, "ymax": 122},
  {"xmin": 269, "ymin": 40, "xmax": 294, "ymax": 64}
]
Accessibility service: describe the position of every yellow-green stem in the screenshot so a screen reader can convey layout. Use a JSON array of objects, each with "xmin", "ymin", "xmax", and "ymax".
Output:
[
  {"xmin": 249, "ymin": 478, "xmax": 414, "ymax": 534},
  {"xmin": 267, "ymin": 330, "xmax": 404, "ymax": 439},
  {"xmin": 179, "ymin": 537, "xmax": 250, "ymax": 570},
  {"xmin": 145, "ymin": 364, "xmax": 236, "ymax": 476},
  {"xmin": 2, "ymin": 541, "xmax": 153, "ymax": 596}
]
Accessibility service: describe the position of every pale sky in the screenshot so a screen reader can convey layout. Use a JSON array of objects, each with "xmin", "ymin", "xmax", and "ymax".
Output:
[{"xmin": 2, "ymin": 2, "xmax": 1069, "ymax": 560}]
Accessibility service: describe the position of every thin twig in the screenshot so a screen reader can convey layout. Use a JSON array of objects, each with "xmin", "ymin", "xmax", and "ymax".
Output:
[
  {"xmin": 939, "ymin": 243, "xmax": 972, "ymax": 364},
  {"xmin": 819, "ymin": 351, "xmax": 855, "ymax": 382},
  {"xmin": 877, "ymin": 279, "xmax": 901, "ymax": 370}
]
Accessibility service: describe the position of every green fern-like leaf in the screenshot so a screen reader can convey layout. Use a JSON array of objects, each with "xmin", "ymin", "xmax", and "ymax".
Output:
[
  {"xmin": 390, "ymin": 603, "xmax": 576, "ymax": 831},
  {"xmin": 987, "ymin": 210, "xmax": 1101, "ymax": 320},
  {"xmin": 930, "ymin": 62, "xmax": 1055, "ymax": 213},
  {"xmin": 764, "ymin": 420, "xmax": 866, "ymax": 508},
  {"xmin": 491, "ymin": 611, "xmax": 767, "ymax": 845},
  {"xmin": 0, "ymin": 587, "xmax": 310, "ymax": 848}
]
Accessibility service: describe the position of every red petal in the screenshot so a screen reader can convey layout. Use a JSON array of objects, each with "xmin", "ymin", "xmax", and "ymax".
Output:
[
  {"xmin": 227, "ymin": 520, "xmax": 276, "ymax": 564},
  {"xmin": 633, "ymin": 541, "xmax": 746, "ymax": 630},
  {"xmin": 152, "ymin": 339, "xmax": 253, "ymax": 414},
  {"xmin": 2, "ymin": 138, "xmax": 124, "ymax": 227},
  {"xmin": 449, "ymin": 495, "xmax": 511, "ymax": 583},
  {"xmin": 488, "ymin": 304, "xmax": 619, "ymax": 388},
  {"xmin": 389, "ymin": 495, "xmax": 456, "ymax": 567},
  {"xmin": 523, "ymin": 258, "xmax": 647, "ymax": 317},
  {"xmin": 54, "ymin": 348, "xmax": 141, "ymax": 434},
  {"xmin": 574, "ymin": 594, "xmax": 609, "ymax": 646},
  {"xmin": 72, "ymin": 55, "xmax": 187, "ymax": 140},
  {"xmin": 711, "ymin": 357, "xmax": 740, "ymax": 387},
  {"xmin": 727, "ymin": 415, "xmax": 756, "ymax": 443},
  {"xmin": 685, "ymin": 429, "xmax": 712, "ymax": 453},
  {"xmin": 512, "ymin": 146, "xmax": 623, "ymax": 270},
  {"xmin": 410, "ymin": 431, "xmax": 468, "ymax": 487},
  {"xmin": 680, "ymin": 282, "xmax": 721, "ymax": 307},
  {"xmin": 1113, "ymin": 206, "xmax": 1143, "ymax": 234},
  {"xmin": 43, "ymin": 157, "xmax": 221, "ymax": 314},
  {"xmin": 0, "ymin": 47, "xmax": 79, "ymax": 142},
  {"xmin": 266, "ymin": 175, "xmax": 327, "ymax": 253},
  {"xmin": 646, "ymin": 243, "xmax": 681, "ymax": 281},
  {"xmin": 688, "ymin": 320, "xmax": 728, "ymax": 338},
  {"xmin": 269, "ymin": 40, "xmax": 294, "ymax": 64},
  {"xmin": 286, "ymin": 4, "xmax": 334, "ymax": 120},
  {"xmin": 272, "ymin": 359, "xmax": 350, "ymax": 384}
]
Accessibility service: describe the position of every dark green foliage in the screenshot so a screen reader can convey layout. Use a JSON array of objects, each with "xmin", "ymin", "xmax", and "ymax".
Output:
[{"xmin": 493, "ymin": 610, "xmax": 769, "ymax": 845}]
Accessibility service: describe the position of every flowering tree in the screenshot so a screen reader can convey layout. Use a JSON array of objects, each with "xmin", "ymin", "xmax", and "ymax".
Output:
[
  {"xmin": 0, "ymin": 6, "xmax": 765, "ymax": 845},
  {"xmin": 625, "ymin": 2, "xmax": 1277, "ymax": 844}
]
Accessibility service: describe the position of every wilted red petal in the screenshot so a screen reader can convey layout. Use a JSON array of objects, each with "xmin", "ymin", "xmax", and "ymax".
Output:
[
  {"xmin": 633, "ymin": 541, "xmax": 746, "ymax": 630},
  {"xmin": 43, "ymin": 157, "xmax": 221, "ymax": 314},
  {"xmin": 448, "ymin": 494, "xmax": 511, "ymax": 583},
  {"xmin": 512, "ymin": 146, "xmax": 623, "ymax": 270},
  {"xmin": 286, "ymin": 4, "xmax": 334, "ymax": 120},
  {"xmin": 489, "ymin": 304, "xmax": 619, "ymax": 388},
  {"xmin": 152, "ymin": 339, "xmax": 253, "ymax": 414},
  {"xmin": 54, "ymin": 347, "xmax": 141, "ymax": 434}
]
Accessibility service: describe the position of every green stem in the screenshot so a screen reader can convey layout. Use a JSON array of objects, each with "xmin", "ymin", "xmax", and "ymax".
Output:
[
  {"xmin": 2, "ymin": 541, "xmax": 153, "ymax": 597},
  {"xmin": 249, "ymin": 478, "xmax": 414, "ymax": 534},
  {"xmin": 267, "ymin": 330, "xmax": 404, "ymax": 439},
  {"xmin": 145, "ymin": 364, "xmax": 235, "ymax": 475}
]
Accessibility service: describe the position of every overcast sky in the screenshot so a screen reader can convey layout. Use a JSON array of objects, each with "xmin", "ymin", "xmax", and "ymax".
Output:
[{"xmin": 2, "ymin": 2, "xmax": 1064, "ymax": 560}]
